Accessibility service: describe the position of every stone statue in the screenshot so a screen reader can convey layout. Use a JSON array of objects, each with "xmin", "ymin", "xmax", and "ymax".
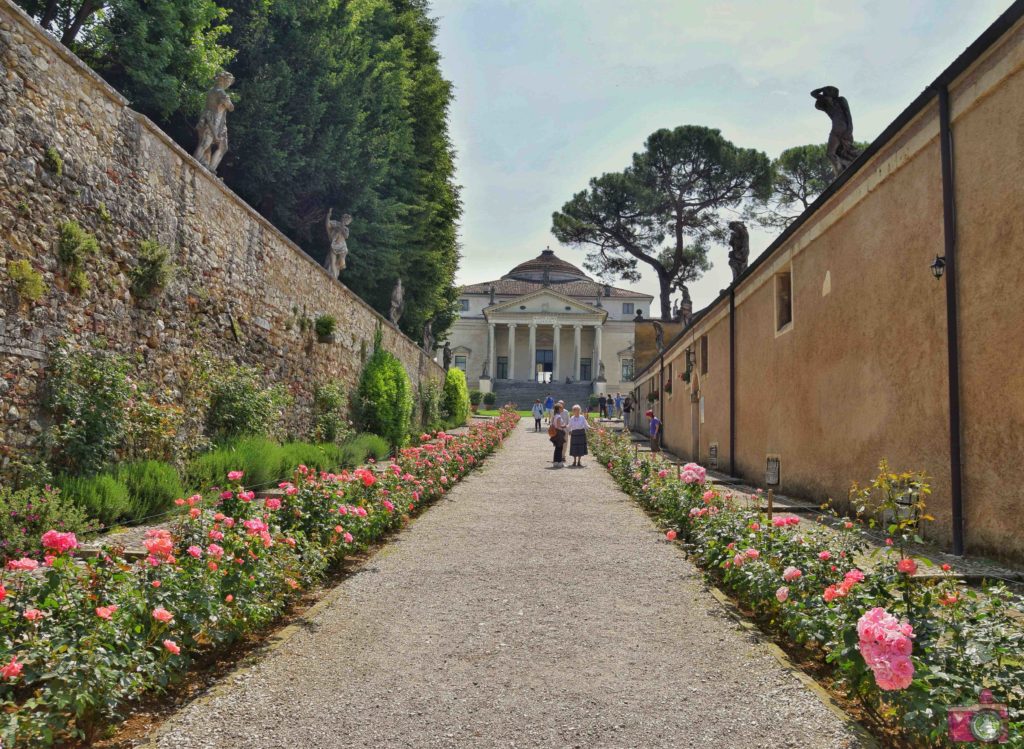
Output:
[
  {"xmin": 481, "ymin": 359, "xmax": 490, "ymax": 378},
  {"xmin": 728, "ymin": 221, "xmax": 750, "ymax": 280},
  {"xmin": 389, "ymin": 278, "xmax": 405, "ymax": 325},
  {"xmin": 672, "ymin": 298, "xmax": 681, "ymax": 321},
  {"xmin": 542, "ymin": 268, "xmax": 551, "ymax": 287},
  {"xmin": 811, "ymin": 86, "xmax": 861, "ymax": 176},
  {"xmin": 653, "ymin": 321, "xmax": 665, "ymax": 353},
  {"xmin": 488, "ymin": 285, "xmax": 496, "ymax": 305},
  {"xmin": 680, "ymin": 285, "xmax": 693, "ymax": 325},
  {"xmin": 422, "ymin": 319, "xmax": 435, "ymax": 355},
  {"xmin": 597, "ymin": 360, "xmax": 606, "ymax": 381},
  {"xmin": 193, "ymin": 70, "xmax": 235, "ymax": 173},
  {"xmin": 634, "ymin": 309, "xmax": 644, "ymax": 321},
  {"xmin": 442, "ymin": 341, "xmax": 452, "ymax": 371},
  {"xmin": 324, "ymin": 209, "xmax": 352, "ymax": 278}
]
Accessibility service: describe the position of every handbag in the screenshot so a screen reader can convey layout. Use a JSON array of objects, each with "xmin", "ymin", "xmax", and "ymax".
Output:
[{"xmin": 547, "ymin": 424, "xmax": 558, "ymax": 438}]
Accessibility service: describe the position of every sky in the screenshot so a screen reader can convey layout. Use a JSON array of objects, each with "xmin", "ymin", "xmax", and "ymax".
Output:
[{"xmin": 430, "ymin": 0, "xmax": 1011, "ymax": 313}]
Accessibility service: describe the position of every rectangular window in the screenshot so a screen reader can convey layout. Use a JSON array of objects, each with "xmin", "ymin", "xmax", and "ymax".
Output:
[
  {"xmin": 776, "ymin": 271, "xmax": 793, "ymax": 332},
  {"xmin": 459, "ymin": 299, "xmax": 469, "ymax": 312},
  {"xmin": 700, "ymin": 335, "xmax": 708, "ymax": 375},
  {"xmin": 580, "ymin": 358, "xmax": 592, "ymax": 381},
  {"xmin": 454, "ymin": 355, "xmax": 467, "ymax": 372},
  {"xmin": 622, "ymin": 302, "xmax": 634, "ymax": 315},
  {"xmin": 621, "ymin": 358, "xmax": 634, "ymax": 381},
  {"xmin": 497, "ymin": 356, "xmax": 508, "ymax": 379}
]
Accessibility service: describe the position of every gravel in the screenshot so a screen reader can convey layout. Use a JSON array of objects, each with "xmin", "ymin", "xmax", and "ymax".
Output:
[{"xmin": 152, "ymin": 421, "xmax": 867, "ymax": 748}]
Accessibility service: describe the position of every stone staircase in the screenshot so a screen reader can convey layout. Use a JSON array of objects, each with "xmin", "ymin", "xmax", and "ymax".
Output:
[{"xmin": 492, "ymin": 380, "xmax": 594, "ymax": 410}]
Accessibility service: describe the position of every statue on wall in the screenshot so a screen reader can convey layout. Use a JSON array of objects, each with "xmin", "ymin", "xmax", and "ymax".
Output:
[
  {"xmin": 481, "ymin": 359, "xmax": 490, "ymax": 379},
  {"xmin": 442, "ymin": 341, "xmax": 452, "ymax": 371},
  {"xmin": 389, "ymin": 278, "xmax": 405, "ymax": 325},
  {"xmin": 542, "ymin": 268, "xmax": 551, "ymax": 288},
  {"xmin": 811, "ymin": 86, "xmax": 861, "ymax": 176},
  {"xmin": 422, "ymin": 318, "xmax": 435, "ymax": 355},
  {"xmin": 728, "ymin": 221, "xmax": 750, "ymax": 280},
  {"xmin": 653, "ymin": 321, "xmax": 665, "ymax": 353},
  {"xmin": 672, "ymin": 298, "xmax": 681, "ymax": 321},
  {"xmin": 488, "ymin": 285, "xmax": 496, "ymax": 305},
  {"xmin": 597, "ymin": 360, "xmax": 606, "ymax": 382},
  {"xmin": 193, "ymin": 70, "xmax": 235, "ymax": 173},
  {"xmin": 680, "ymin": 285, "xmax": 693, "ymax": 325},
  {"xmin": 324, "ymin": 209, "xmax": 352, "ymax": 278}
]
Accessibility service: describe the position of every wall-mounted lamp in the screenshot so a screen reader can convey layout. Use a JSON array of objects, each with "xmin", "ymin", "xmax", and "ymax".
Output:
[{"xmin": 931, "ymin": 255, "xmax": 946, "ymax": 280}]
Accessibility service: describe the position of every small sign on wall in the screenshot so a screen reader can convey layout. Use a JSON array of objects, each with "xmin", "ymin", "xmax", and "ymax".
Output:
[
  {"xmin": 765, "ymin": 455, "xmax": 781, "ymax": 486},
  {"xmin": 709, "ymin": 443, "xmax": 718, "ymax": 469}
]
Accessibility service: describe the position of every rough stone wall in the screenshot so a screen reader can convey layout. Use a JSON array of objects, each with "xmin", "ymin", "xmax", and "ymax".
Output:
[{"xmin": 0, "ymin": 0, "xmax": 443, "ymax": 459}]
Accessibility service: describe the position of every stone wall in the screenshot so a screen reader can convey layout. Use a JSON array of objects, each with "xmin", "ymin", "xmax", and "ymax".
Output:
[{"xmin": 0, "ymin": 0, "xmax": 443, "ymax": 460}]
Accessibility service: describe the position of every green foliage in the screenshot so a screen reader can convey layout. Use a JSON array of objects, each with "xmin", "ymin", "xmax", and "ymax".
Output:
[
  {"xmin": 355, "ymin": 347, "xmax": 412, "ymax": 449},
  {"xmin": 97, "ymin": 202, "xmax": 112, "ymax": 223},
  {"xmin": 7, "ymin": 259, "xmax": 46, "ymax": 302},
  {"xmin": 117, "ymin": 460, "xmax": 184, "ymax": 521},
  {"xmin": 206, "ymin": 365, "xmax": 288, "ymax": 441},
  {"xmin": 276, "ymin": 441, "xmax": 331, "ymax": 473},
  {"xmin": 482, "ymin": 391, "xmax": 496, "ymax": 407},
  {"xmin": 441, "ymin": 368, "xmax": 469, "ymax": 427},
  {"xmin": 553, "ymin": 125, "xmax": 771, "ymax": 319},
  {"xmin": 57, "ymin": 220, "xmax": 98, "ymax": 270},
  {"xmin": 0, "ymin": 485, "xmax": 95, "ymax": 560},
  {"xmin": 46, "ymin": 345, "xmax": 132, "ymax": 475},
  {"xmin": 468, "ymin": 389, "xmax": 483, "ymax": 406},
  {"xmin": 311, "ymin": 381, "xmax": 351, "ymax": 444},
  {"xmin": 314, "ymin": 314, "xmax": 337, "ymax": 339},
  {"xmin": 130, "ymin": 239, "xmax": 174, "ymax": 298},
  {"xmin": 43, "ymin": 145, "xmax": 63, "ymax": 176},
  {"xmin": 54, "ymin": 473, "xmax": 131, "ymax": 528},
  {"xmin": 338, "ymin": 433, "xmax": 390, "ymax": 467},
  {"xmin": 417, "ymin": 379, "xmax": 443, "ymax": 432}
]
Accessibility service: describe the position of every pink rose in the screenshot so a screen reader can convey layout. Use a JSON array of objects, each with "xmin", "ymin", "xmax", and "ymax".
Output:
[
  {"xmin": 343, "ymin": 532, "xmax": 354, "ymax": 544},
  {"xmin": 95, "ymin": 605, "xmax": 118, "ymax": 620},
  {"xmin": 844, "ymin": 569, "xmax": 865, "ymax": 584},
  {"xmin": 1, "ymin": 657, "xmax": 23, "ymax": 680},
  {"xmin": 23, "ymin": 609, "xmax": 44, "ymax": 622},
  {"xmin": 41, "ymin": 530, "xmax": 78, "ymax": 554},
  {"xmin": 207, "ymin": 543, "xmax": 224, "ymax": 559},
  {"xmin": 152, "ymin": 606, "xmax": 173, "ymax": 623},
  {"xmin": 163, "ymin": 639, "xmax": 181, "ymax": 655},
  {"xmin": 782, "ymin": 566, "xmax": 802, "ymax": 582},
  {"xmin": 6, "ymin": 557, "xmax": 39, "ymax": 571},
  {"xmin": 776, "ymin": 586, "xmax": 789, "ymax": 603},
  {"xmin": 265, "ymin": 498, "xmax": 281, "ymax": 510},
  {"xmin": 187, "ymin": 545, "xmax": 203, "ymax": 558},
  {"xmin": 818, "ymin": 551, "xmax": 832, "ymax": 561},
  {"xmin": 0, "ymin": 584, "xmax": 5, "ymax": 602},
  {"xmin": 227, "ymin": 470, "xmax": 244, "ymax": 481},
  {"xmin": 897, "ymin": 558, "xmax": 918, "ymax": 575}
]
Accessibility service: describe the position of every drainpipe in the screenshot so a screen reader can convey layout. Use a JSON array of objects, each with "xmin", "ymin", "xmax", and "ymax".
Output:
[
  {"xmin": 659, "ymin": 352, "xmax": 665, "ymax": 427},
  {"xmin": 938, "ymin": 85, "xmax": 965, "ymax": 556},
  {"xmin": 729, "ymin": 288, "xmax": 736, "ymax": 476}
]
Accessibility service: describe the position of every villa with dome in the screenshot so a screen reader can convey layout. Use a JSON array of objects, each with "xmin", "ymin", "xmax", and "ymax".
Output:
[{"xmin": 446, "ymin": 248, "xmax": 653, "ymax": 401}]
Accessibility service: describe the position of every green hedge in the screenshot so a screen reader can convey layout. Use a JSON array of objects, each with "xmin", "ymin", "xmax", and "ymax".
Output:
[
  {"xmin": 442, "ymin": 369, "xmax": 470, "ymax": 427},
  {"xmin": 355, "ymin": 347, "xmax": 412, "ymax": 449}
]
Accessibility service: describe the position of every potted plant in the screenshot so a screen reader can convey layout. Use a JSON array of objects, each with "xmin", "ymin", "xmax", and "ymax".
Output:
[
  {"xmin": 315, "ymin": 314, "xmax": 337, "ymax": 343},
  {"xmin": 482, "ymin": 391, "xmax": 496, "ymax": 408},
  {"xmin": 469, "ymin": 389, "xmax": 483, "ymax": 413},
  {"xmin": 647, "ymin": 390, "xmax": 659, "ymax": 403}
]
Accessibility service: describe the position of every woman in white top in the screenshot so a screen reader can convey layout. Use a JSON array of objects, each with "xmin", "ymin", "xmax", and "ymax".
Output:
[
  {"xmin": 550, "ymin": 403, "xmax": 569, "ymax": 468},
  {"xmin": 567, "ymin": 404, "xmax": 590, "ymax": 468}
]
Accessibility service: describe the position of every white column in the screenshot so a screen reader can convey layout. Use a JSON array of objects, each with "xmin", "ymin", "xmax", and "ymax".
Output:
[
  {"xmin": 507, "ymin": 323, "xmax": 517, "ymax": 380},
  {"xmin": 552, "ymin": 324, "xmax": 561, "ymax": 380},
  {"xmin": 573, "ymin": 324, "xmax": 582, "ymax": 381},
  {"xmin": 487, "ymin": 323, "xmax": 496, "ymax": 379},
  {"xmin": 594, "ymin": 324, "xmax": 603, "ymax": 379},
  {"xmin": 528, "ymin": 323, "xmax": 537, "ymax": 383}
]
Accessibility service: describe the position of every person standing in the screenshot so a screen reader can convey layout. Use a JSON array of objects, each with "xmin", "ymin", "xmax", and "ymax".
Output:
[
  {"xmin": 550, "ymin": 403, "xmax": 568, "ymax": 468},
  {"xmin": 614, "ymin": 392, "xmax": 624, "ymax": 418},
  {"xmin": 567, "ymin": 404, "xmax": 590, "ymax": 467},
  {"xmin": 622, "ymin": 395, "xmax": 633, "ymax": 427},
  {"xmin": 598, "ymin": 393, "xmax": 608, "ymax": 419},
  {"xmin": 544, "ymin": 393, "xmax": 554, "ymax": 423},
  {"xmin": 646, "ymin": 409, "xmax": 662, "ymax": 453},
  {"xmin": 531, "ymin": 399, "xmax": 544, "ymax": 432}
]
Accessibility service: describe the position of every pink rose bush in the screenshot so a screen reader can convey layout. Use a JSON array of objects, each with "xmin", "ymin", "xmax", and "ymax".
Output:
[
  {"xmin": 589, "ymin": 427, "xmax": 1024, "ymax": 746},
  {"xmin": 0, "ymin": 409, "xmax": 521, "ymax": 746}
]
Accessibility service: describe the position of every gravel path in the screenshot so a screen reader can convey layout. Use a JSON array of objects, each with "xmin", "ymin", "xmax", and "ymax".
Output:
[{"xmin": 152, "ymin": 421, "xmax": 866, "ymax": 749}]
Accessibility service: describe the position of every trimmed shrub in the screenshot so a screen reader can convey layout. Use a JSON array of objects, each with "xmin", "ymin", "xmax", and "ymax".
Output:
[
  {"xmin": 355, "ymin": 347, "xmax": 412, "ymax": 449},
  {"xmin": 418, "ymin": 378, "xmax": 443, "ymax": 431},
  {"xmin": 206, "ymin": 365, "xmax": 287, "ymax": 441},
  {"xmin": 442, "ymin": 368, "xmax": 470, "ymax": 427},
  {"xmin": 483, "ymin": 391, "xmax": 496, "ymax": 407},
  {"xmin": 55, "ymin": 474, "xmax": 131, "ymax": 527},
  {"xmin": 0, "ymin": 485, "xmax": 96, "ymax": 560},
  {"xmin": 118, "ymin": 460, "xmax": 184, "ymax": 521}
]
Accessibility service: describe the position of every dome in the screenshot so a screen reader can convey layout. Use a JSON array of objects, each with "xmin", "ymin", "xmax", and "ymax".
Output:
[{"xmin": 503, "ymin": 248, "xmax": 591, "ymax": 283}]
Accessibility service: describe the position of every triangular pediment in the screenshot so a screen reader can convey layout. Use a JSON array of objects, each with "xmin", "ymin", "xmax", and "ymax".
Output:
[{"xmin": 484, "ymin": 288, "xmax": 608, "ymax": 320}]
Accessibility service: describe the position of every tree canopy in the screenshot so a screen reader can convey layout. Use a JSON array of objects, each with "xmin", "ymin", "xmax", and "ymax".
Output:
[
  {"xmin": 17, "ymin": 0, "xmax": 461, "ymax": 339},
  {"xmin": 552, "ymin": 126, "xmax": 771, "ymax": 320}
]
